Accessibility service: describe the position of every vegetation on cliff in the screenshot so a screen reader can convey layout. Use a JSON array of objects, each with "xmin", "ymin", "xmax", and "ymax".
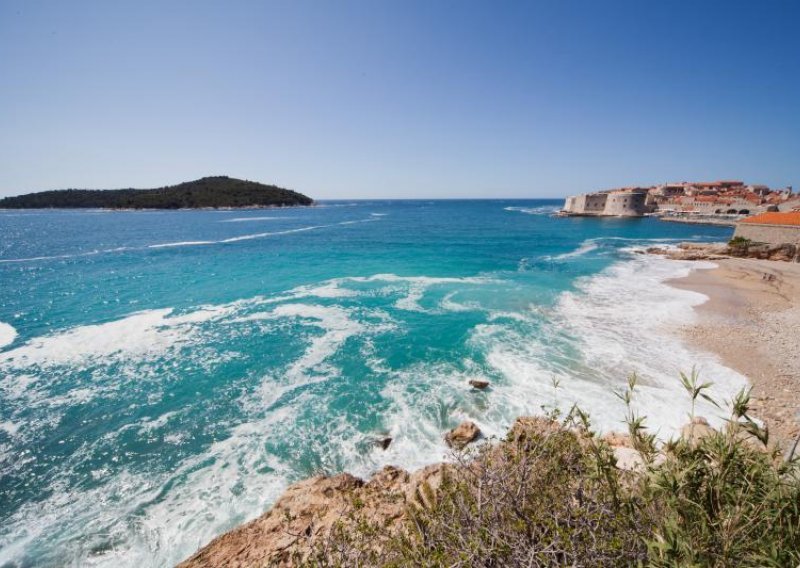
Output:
[
  {"xmin": 0, "ymin": 176, "xmax": 313, "ymax": 209},
  {"xmin": 181, "ymin": 373, "xmax": 800, "ymax": 567}
]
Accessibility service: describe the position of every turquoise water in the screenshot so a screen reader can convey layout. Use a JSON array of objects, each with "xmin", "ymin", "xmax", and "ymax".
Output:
[{"xmin": 0, "ymin": 201, "xmax": 747, "ymax": 566}]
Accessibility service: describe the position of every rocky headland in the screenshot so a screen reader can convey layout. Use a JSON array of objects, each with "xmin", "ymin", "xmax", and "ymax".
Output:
[{"xmin": 177, "ymin": 406, "xmax": 789, "ymax": 567}]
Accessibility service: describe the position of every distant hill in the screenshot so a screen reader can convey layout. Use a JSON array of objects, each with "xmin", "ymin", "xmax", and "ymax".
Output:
[{"xmin": 0, "ymin": 176, "xmax": 314, "ymax": 209}]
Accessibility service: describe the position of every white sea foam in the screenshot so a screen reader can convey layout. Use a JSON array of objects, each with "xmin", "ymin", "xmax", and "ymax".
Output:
[
  {"xmin": 148, "ymin": 240, "xmax": 214, "ymax": 248},
  {"xmin": 291, "ymin": 281, "xmax": 359, "ymax": 299},
  {"xmin": 147, "ymin": 218, "xmax": 379, "ymax": 249},
  {"xmin": 503, "ymin": 205, "xmax": 560, "ymax": 215},
  {"xmin": 0, "ymin": 321, "xmax": 17, "ymax": 349},
  {"xmin": 0, "ymin": 309, "xmax": 177, "ymax": 369},
  {"xmin": 553, "ymin": 239, "xmax": 600, "ymax": 259},
  {"xmin": 473, "ymin": 254, "xmax": 748, "ymax": 439},
  {"xmin": 0, "ymin": 303, "xmax": 236, "ymax": 370},
  {"xmin": 344, "ymin": 273, "xmax": 498, "ymax": 312},
  {"xmin": 137, "ymin": 411, "xmax": 180, "ymax": 435},
  {"xmin": 439, "ymin": 292, "xmax": 481, "ymax": 312},
  {"xmin": 270, "ymin": 304, "xmax": 367, "ymax": 382},
  {"xmin": 0, "ymin": 407, "xmax": 297, "ymax": 568},
  {"xmin": 220, "ymin": 216, "xmax": 288, "ymax": 222},
  {"xmin": 0, "ymin": 420, "xmax": 20, "ymax": 436}
]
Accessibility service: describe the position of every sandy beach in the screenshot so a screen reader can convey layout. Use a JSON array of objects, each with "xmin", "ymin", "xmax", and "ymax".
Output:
[{"xmin": 669, "ymin": 258, "xmax": 800, "ymax": 447}]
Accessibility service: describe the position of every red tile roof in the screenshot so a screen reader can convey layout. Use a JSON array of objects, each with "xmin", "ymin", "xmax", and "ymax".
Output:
[{"xmin": 740, "ymin": 212, "xmax": 800, "ymax": 226}]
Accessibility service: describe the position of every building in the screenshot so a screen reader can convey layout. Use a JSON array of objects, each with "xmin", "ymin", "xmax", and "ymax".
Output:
[
  {"xmin": 562, "ymin": 180, "xmax": 794, "ymax": 219},
  {"xmin": 562, "ymin": 188, "xmax": 650, "ymax": 217},
  {"xmin": 733, "ymin": 211, "xmax": 800, "ymax": 246}
]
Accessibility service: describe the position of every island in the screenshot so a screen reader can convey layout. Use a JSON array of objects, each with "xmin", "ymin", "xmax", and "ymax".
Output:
[{"xmin": 0, "ymin": 176, "xmax": 313, "ymax": 209}]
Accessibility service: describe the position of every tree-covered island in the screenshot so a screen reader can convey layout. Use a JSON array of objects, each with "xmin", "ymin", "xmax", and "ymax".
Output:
[{"xmin": 0, "ymin": 176, "xmax": 313, "ymax": 209}]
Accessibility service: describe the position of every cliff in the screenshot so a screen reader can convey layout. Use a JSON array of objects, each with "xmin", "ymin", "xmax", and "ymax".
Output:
[{"xmin": 0, "ymin": 176, "xmax": 313, "ymax": 209}]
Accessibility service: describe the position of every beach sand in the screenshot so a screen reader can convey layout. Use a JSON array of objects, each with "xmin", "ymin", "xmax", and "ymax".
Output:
[{"xmin": 669, "ymin": 258, "xmax": 800, "ymax": 447}]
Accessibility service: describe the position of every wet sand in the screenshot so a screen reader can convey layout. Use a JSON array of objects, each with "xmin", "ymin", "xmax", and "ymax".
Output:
[{"xmin": 669, "ymin": 258, "xmax": 800, "ymax": 447}]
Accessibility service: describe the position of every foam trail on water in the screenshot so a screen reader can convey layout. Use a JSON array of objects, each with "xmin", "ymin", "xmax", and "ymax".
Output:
[
  {"xmin": 553, "ymin": 239, "xmax": 600, "ymax": 259},
  {"xmin": 1, "ymin": 218, "xmax": 383, "ymax": 262},
  {"xmin": 220, "ymin": 216, "xmax": 289, "ymax": 223},
  {"xmin": 503, "ymin": 205, "xmax": 560, "ymax": 215},
  {"xmin": 0, "ymin": 247, "xmax": 132, "ymax": 264},
  {"xmin": 148, "ymin": 218, "xmax": 379, "ymax": 248},
  {"xmin": 148, "ymin": 240, "xmax": 214, "ymax": 249}
]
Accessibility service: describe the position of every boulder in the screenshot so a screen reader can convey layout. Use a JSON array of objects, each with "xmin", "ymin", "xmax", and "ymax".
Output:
[
  {"xmin": 406, "ymin": 463, "xmax": 451, "ymax": 510},
  {"xmin": 768, "ymin": 244, "xmax": 797, "ymax": 262},
  {"xmin": 508, "ymin": 416, "xmax": 562, "ymax": 443},
  {"xmin": 444, "ymin": 421, "xmax": 481, "ymax": 450},
  {"xmin": 613, "ymin": 446, "xmax": 645, "ymax": 471},
  {"xmin": 680, "ymin": 416, "xmax": 715, "ymax": 445},
  {"xmin": 602, "ymin": 431, "xmax": 633, "ymax": 449},
  {"xmin": 376, "ymin": 436, "xmax": 392, "ymax": 450},
  {"xmin": 468, "ymin": 379, "xmax": 490, "ymax": 390}
]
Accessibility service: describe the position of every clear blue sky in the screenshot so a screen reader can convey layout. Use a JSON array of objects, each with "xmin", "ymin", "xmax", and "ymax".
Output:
[{"xmin": 1, "ymin": 1, "xmax": 798, "ymax": 199}]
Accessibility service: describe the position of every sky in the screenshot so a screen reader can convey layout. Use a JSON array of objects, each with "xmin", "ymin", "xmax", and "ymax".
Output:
[{"xmin": 0, "ymin": 1, "xmax": 798, "ymax": 199}]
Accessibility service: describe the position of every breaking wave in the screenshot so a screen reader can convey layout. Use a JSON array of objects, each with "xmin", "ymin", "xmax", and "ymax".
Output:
[{"xmin": 0, "ymin": 321, "xmax": 16, "ymax": 349}]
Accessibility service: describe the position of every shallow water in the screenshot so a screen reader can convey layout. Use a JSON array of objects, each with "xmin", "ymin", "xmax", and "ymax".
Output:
[{"xmin": 0, "ymin": 200, "xmax": 747, "ymax": 566}]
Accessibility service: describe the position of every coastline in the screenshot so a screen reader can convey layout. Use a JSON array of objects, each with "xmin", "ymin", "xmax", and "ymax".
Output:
[
  {"xmin": 178, "ymin": 250, "xmax": 768, "ymax": 566},
  {"xmin": 668, "ymin": 258, "xmax": 800, "ymax": 445}
]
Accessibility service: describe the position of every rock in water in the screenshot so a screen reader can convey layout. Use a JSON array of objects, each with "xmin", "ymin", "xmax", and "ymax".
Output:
[
  {"xmin": 445, "ymin": 421, "xmax": 481, "ymax": 449},
  {"xmin": 376, "ymin": 437, "xmax": 392, "ymax": 450},
  {"xmin": 468, "ymin": 379, "xmax": 490, "ymax": 390}
]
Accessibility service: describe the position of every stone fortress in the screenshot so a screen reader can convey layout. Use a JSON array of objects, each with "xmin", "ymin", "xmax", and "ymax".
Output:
[
  {"xmin": 562, "ymin": 180, "xmax": 798, "ymax": 219},
  {"xmin": 563, "ymin": 189, "xmax": 649, "ymax": 217}
]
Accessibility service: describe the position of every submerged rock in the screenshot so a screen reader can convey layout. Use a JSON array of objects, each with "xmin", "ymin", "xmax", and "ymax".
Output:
[
  {"xmin": 468, "ymin": 379, "xmax": 490, "ymax": 390},
  {"xmin": 445, "ymin": 421, "xmax": 481, "ymax": 449},
  {"xmin": 376, "ymin": 436, "xmax": 393, "ymax": 450}
]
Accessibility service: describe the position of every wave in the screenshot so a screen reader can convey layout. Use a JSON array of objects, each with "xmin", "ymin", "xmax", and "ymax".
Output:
[
  {"xmin": 0, "ymin": 303, "xmax": 240, "ymax": 372},
  {"xmin": 473, "ymin": 255, "xmax": 747, "ymax": 440},
  {"xmin": 0, "ymin": 321, "xmax": 17, "ymax": 349}
]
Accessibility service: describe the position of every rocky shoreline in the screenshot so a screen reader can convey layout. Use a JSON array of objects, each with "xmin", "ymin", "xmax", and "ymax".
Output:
[
  {"xmin": 178, "ymin": 415, "xmax": 718, "ymax": 567},
  {"xmin": 644, "ymin": 240, "xmax": 800, "ymax": 262}
]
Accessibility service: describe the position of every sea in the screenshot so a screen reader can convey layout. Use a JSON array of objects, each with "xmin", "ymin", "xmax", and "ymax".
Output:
[{"xmin": 0, "ymin": 200, "xmax": 748, "ymax": 567}]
